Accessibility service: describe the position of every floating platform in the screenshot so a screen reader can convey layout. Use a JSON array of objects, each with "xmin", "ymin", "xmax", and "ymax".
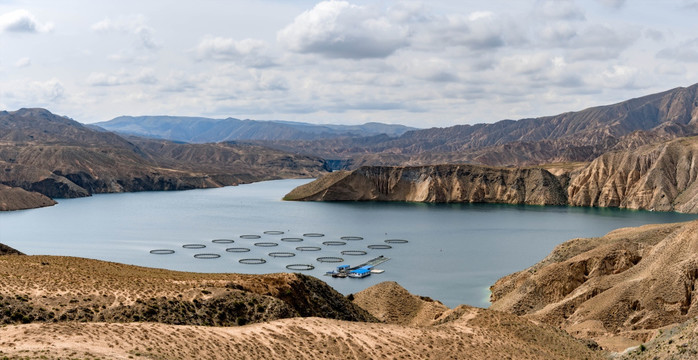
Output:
[{"xmin": 325, "ymin": 255, "xmax": 390, "ymax": 278}]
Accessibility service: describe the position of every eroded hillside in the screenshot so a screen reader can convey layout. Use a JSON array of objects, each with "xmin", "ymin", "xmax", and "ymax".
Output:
[
  {"xmin": 0, "ymin": 109, "xmax": 327, "ymax": 211},
  {"xmin": 286, "ymin": 136, "xmax": 698, "ymax": 213},
  {"xmin": 490, "ymin": 219, "xmax": 698, "ymax": 351}
]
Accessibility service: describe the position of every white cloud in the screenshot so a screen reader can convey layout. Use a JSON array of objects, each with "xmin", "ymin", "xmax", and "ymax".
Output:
[
  {"xmin": 277, "ymin": 1, "xmax": 409, "ymax": 59},
  {"xmin": 28, "ymin": 78, "xmax": 65, "ymax": 102},
  {"xmin": 536, "ymin": 0, "xmax": 586, "ymax": 20},
  {"xmin": 14, "ymin": 57, "xmax": 31, "ymax": 67},
  {"xmin": 91, "ymin": 15, "xmax": 158, "ymax": 50},
  {"xmin": 564, "ymin": 25, "xmax": 639, "ymax": 61},
  {"xmin": 390, "ymin": 56, "xmax": 458, "ymax": 82},
  {"xmin": 86, "ymin": 68, "xmax": 158, "ymax": 87},
  {"xmin": 657, "ymin": 38, "xmax": 698, "ymax": 62},
  {"xmin": 499, "ymin": 53, "xmax": 552, "ymax": 75},
  {"xmin": 0, "ymin": 9, "xmax": 53, "ymax": 33},
  {"xmin": 195, "ymin": 36, "xmax": 274, "ymax": 67},
  {"xmin": 598, "ymin": 0, "xmax": 626, "ymax": 8}
]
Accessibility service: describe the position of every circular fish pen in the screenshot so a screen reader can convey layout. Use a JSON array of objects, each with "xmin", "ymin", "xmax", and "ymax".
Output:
[
  {"xmin": 268, "ymin": 252, "xmax": 295, "ymax": 258},
  {"xmin": 149, "ymin": 249, "xmax": 175, "ymax": 255},
  {"xmin": 341, "ymin": 250, "xmax": 367, "ymax": 256},
  {"xmin": 296, "ymin": 246, "xmax": 321, "ymax": 251},
  {"xmin": 385, "ymin": 239, "xmax": 408, "ymax": 244},
  {"xmin": 182, "ymin": 244, "xmax": 206, "ymax": 249},
  {"xmin": 322, "ymin": 241, "xmax": 346, "ymax": 246},
  {"xmin": 281, "ymin": 237, "xmax": 303, "ymax": 242},
  {"xmin": 254, "ymin": 242, "xmax": 278, "ymax": 247},
  {"xmin": 303, "ymin": 233, "xmax": 325, "ymax": 237},
  {"xmin": 317, "ymin": 256, "xmax": 344, "ymax": 263},
  {"xmin": 226, "ymin": 247, "xmax": 251, "ymax": 253},
  {"xmin": 211, "ymin": 239, "xmax": 235, "ymax": 244},
  {"xmin": 193, "ymin": 253, "xmax": 221, "ymax": 259},
  {"xmin": 368, "ymin": 244, "xmax": 392, "ymax": 249},
  {"xmin": 240, "ymin": 235, "xmax": 261, "ymax": 239},
  {"xmin": 239, "ymin": 258, "xmax": 266, "ymax": 265},
  {"xmin": 340, "ymin": 236, "xmax": 364, "ymax": 241},
  {"xmin": 286, "ymin": 264, "xmax": 315, "ymax": 271},
  {"xmin": 263, "ymin": 231, "xmax": 285, "ymax": 235}
]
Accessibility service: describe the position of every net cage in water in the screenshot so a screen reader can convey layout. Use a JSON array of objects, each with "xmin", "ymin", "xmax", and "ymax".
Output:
[
  {"xmin": 149, "ymin": 249, "xmax": 175, "ymax": 255},
  {"xmin": 322, "ymin": 241, "xmax": 346, "ymax": 246},
  {"xmin": 263, "ymin": 231, "xmax": 285, "ymax": 235},
  {"xmin": 286, "ymin": 264, "xmax": 314, "ymax": 271},
  {"xmin": 303, "ymin": 233, "xmax": 325, "ymax": 237},
  {"xmin": 240, "ymin": 235, "xmax": 261, "ymax": 239},
  {"xmin": 317, "ymin": 256, "xmax": 344, "ymax": 263},
  {"xmin": 182, "ymin": 244, "xmax": 206, "ymax": 249},
  {"xmin": 367, "ymin": 244, "xmax": 392, "ymax": 249},
  {"xmin": 211, "ymin": 239, "xmax": 235, "ymax": 244},
  {"xmin": 254, "ymin": 242, "xmax": 278, "ymax": 247},
  {"xmin": 340, "ymin": 236, "xmax": 363, "ymax": 241},
  {"xmin": 268, "ymin": 252, "xmax": 295, "ymax": 258},
  {"xmin": 226, "ymin": 247, "xmax": 251, "ymax": 253},
  {"xmin": 193, "ymin": 253, "xmax": 221, "ymax": 259},
  {"xmin": 296, "ymin": 246, "xmax": 321, "ymax": 251},
  {"xmin": 341, "ymin": 250, "xmax": 367, "ymax": 256},
  {"xmin": 385, "ymin": 239, "xmax": 408, "ymax": 244},
  {"xmin": 239, "ymin": 258, "xmax": 266, "ymax": 265}
]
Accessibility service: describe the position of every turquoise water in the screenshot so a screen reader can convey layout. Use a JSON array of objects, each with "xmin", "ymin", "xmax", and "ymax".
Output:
[{"xmin": 1, "ymin": 179, "xmax": 696, "ymax": 308}]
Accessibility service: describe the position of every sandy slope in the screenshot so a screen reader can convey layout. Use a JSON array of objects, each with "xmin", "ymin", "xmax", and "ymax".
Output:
[
  {"xmin": 491, "ymin": 219, "xmax": 698, "ymax": 352},
  {"xmin": 0, "ymin": 307, "xmax": 603, "ymax": 360}
]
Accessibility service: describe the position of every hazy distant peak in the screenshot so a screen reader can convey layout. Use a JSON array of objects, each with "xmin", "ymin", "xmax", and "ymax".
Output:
[{"xmin": 94, "ymin": 116, "xmax": 417, "ymax": 143}]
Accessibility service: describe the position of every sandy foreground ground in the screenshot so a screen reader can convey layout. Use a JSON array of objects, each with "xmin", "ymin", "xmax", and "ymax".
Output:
[{"xmin": 0, "ymin": 307, "xmax": 604, "ymax": 360}]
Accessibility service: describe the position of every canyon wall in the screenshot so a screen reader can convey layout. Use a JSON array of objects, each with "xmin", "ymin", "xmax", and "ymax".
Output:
[{"xmin": 287, "ymin": 136, "xmax": 698, "ymax": 213}]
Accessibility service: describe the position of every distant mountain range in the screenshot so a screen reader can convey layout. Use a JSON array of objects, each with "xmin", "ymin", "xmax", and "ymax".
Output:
[
  {"xmin": 255, "ymin": 83, "xmax": 698, "ymax": 167},
  {"xmin": 0, "ymin": 108, "xmax": 327, "ymax": 211},
  {"xmin": 93, "ymin": 83, "xmax": 698, "ymax": 169},
  {"xmin": 93, "ymin": 116, "xmax": 417, "ymax": 142}
]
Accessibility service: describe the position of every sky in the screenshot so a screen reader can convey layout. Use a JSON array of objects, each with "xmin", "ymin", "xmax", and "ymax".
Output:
[{"xmin": 0, "ymin": 0, "xmax": 697, "ymax": 128}]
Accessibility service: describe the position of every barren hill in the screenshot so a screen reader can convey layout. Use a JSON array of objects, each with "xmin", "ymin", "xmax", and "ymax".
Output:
[
  {"xmin": 284, "ymin": 164, "xmax": 568, "ymax": 205},
  {"xmin": 490, "ymin": 219, "xmax": 698, "ymax": 351},
  {"xmin": 353, "ymin": 281, "xmax": 450, "ymax": 326},
  {"xmin": 0, "ymin": 254, "xmax": 603, "ymax": 359},
  {"xmin": 258, "ymin": 83, "xmax": 698, "ymax": 167},
  {"xmin": 0, "ymin": 108, "xmax": 327, "ymax": 211},
  {"xmin": 285, "ymin": 136, "xmax": 698, "ymax": 213}
]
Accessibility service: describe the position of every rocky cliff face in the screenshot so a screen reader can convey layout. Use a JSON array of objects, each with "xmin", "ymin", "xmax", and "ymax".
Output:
[
  {"xmin": 287, "ymin": 136, "xmax": 698, "ymax": 213},
  {"xmin": 489, "ymin": 219, "xmax": 698, "ymax": 351},
  {"xmin": 285, "ymin": 164, "xmax": 568, "ymax": 205},
  {"xmin": 568, "ymin": 137, "xmax": 698, "ymax": 212}
]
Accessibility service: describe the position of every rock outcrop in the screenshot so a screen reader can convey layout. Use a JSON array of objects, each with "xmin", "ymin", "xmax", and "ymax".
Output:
[
  {"xmin": 287, "ymin": 136, "xmax": 698, "ymax": 213},
  {"xmin": 0, "ymin": 184, "xmax": 56, "ymax": 211},
  {"xmin": 490, "ymin": 219, "xmax": 698, "ymax": 351},
  {"xmin": 285, "ymin": 164, "xmax": 568, "ymax": 206},
  {"xmin": 568, "ymin": 137, "xmax": 698, "ymax": 212},
  {"xmin": 0, "ymin": 243, "xmax": 24, "ymax": 255}
]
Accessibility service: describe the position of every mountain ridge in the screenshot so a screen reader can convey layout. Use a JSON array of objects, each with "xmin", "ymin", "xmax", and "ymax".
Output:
[
  {"xmin": 0, "ymin": 108, "xmax": 328, "ymax": 211},
  {"xmin": 94, "ymin": 115, "xmax": 416, "ymax": 142}
]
